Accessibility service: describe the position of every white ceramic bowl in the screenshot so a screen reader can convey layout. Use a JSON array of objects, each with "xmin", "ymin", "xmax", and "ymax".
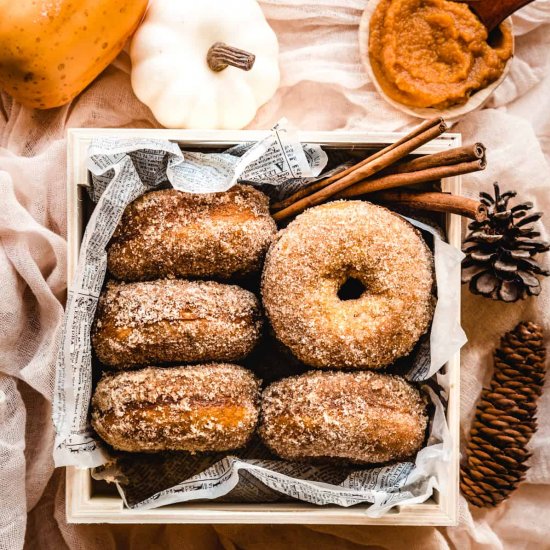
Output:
[{"xmin": 358, "ymin": 0, "xmax": 514, "ymax": 121}]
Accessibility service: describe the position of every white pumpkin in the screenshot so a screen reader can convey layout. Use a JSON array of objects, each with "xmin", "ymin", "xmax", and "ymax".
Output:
[{"xmin": 130, "ymin": 0, "xmax": 280, "ymax": 129}]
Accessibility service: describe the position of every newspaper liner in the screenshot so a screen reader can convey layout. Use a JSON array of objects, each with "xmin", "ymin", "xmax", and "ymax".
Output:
[{"xmin": 52, "ymin": 128, "xmax": 466, "ymax": 515}]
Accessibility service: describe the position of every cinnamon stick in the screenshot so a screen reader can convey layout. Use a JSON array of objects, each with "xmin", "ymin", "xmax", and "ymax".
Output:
[
  {"xmin": 386, "ymin": 143, "xmax": 486, "ymax": 174},
  {"xmin": 370, "ymin": 190, "xmax": 488, "ymax": 221},
  {"xmin": 272, "ymin": 118, "xmax": 448, "ymax": 222},
  {"xmin": 270, "ymin": 164, "xmax": 350, "ymax": 212},
  {"xmin": 337, "ymin": 159, "xmax": 485, "ymax": 198},
  {"xmin": 271, "ymin": 142, "xmax": 485, "ymax": 212}
]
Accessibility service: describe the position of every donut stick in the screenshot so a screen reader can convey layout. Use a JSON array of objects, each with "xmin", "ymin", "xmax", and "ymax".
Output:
[
  {"xmin": 260, "ymin": 371, "xmax": 428, "ymax": 464},
  {"xmin": 92, "ymin": 364, "xmax": 261, "ymax": 452},
  {"xmin": 262, "ymin": 201, "xmax": 435, "ymax": 369},
  {"xmin": 107, "ymin": 186, "xmax": 277, "ymax": 281},
  {"xmin": 92, "ymin": 279, "xmax": 262, "ymax": 368}
]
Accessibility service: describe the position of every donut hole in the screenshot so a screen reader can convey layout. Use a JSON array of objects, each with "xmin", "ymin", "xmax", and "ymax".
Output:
[{"xmin": 337, "ymin": 277, "xmax": 366, "ymax": 301}]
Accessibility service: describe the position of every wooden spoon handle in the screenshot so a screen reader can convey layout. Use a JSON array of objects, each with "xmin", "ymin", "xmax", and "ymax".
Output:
[{"xmin": 463, "ymin": 0, "xmax": 536, "ymax": 32}]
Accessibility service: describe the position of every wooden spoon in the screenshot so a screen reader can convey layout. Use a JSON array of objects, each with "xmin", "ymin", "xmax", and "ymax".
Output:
[{"xmin": 457, "ymin": 0, "xmax": 536, "ymax": 32}]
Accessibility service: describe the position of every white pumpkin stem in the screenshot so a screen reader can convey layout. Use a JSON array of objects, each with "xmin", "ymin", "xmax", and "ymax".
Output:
[{"xmin": 207, "ymin": 42, "xmax": 256, "ymax": 72}]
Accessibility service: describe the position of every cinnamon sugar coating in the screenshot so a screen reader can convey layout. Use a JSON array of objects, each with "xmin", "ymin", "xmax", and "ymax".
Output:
[
  {"xmin": 261, "ymin": 201, "xmax": 435, "ymax": 369},
  {"xmin": 107, "ymin": 185, "xmax": 277, "ymax": 281},
  {"xmin": 259, "ymin": 370, "xmax": 428, "ymax": 464},
  {"xmin": 92, "ymin": 364, "xmax": 261, "ymax": 453},
  {"xmin": 92, "ymin": 279, "xmax": 262, "ymax": 368}
]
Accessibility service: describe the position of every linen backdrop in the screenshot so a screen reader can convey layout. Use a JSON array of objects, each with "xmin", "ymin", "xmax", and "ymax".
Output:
[{"xmin": 1, "ymin": 1, "xmax": 550, "ymax": 549}]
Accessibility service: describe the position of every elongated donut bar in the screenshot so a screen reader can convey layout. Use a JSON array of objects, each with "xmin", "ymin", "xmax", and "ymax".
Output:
[
  {"xmin": 92, "ymin": 364, "xmax": 261, "ymax": 453},
  {"xmin": 259, "ymin": 370, "xmax": 428, "ymax": 464},
  {"xmin": 107, "ymin": 185, "xmax": 277, "ymax": 281},
  {"xmin": 261, "ymin": 201, "xmax": 435, "ymax": 369},
  {"xmin": 92, "ymin": 279, "xmax": 262, "ymax": 368}
]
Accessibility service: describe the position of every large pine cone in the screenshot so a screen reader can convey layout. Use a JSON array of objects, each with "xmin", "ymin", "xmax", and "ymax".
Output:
[{"xmin": 460, "ymin": 321, "xmax": 546, "ymax": 508}]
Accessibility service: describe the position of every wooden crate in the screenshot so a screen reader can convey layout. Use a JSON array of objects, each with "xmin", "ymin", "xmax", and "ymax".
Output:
[{"xmin": 66, "ymin": 128, "xmax": 462, "ymax": 525}]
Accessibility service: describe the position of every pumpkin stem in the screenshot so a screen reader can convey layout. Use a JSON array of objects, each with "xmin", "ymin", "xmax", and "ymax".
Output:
[{"xmin": 207, "ymin": 42, "xmax": 256, "ymax": 72}]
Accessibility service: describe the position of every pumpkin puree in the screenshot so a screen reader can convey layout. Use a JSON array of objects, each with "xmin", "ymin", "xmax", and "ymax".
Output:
[{"xmin": 368, "ymin": 0, "xmax": 514, "ymax": 109}]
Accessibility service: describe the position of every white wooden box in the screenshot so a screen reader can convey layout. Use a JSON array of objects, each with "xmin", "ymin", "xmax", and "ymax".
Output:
[{"xmin": 66, "ymin": 128, "xmax": 462, "ymax": 525}]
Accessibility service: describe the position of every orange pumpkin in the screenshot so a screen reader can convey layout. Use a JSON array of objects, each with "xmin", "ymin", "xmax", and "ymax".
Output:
[{"xmin": 0, "ymin": 0, "xmax": 148, "ymax": 109}]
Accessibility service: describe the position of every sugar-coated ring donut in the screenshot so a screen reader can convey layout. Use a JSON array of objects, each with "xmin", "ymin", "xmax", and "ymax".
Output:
[
  {"xmin": 259, "ymin": 370, "xmax": 428, "ymax": 464},
  {"xmin": 92, "ymin": 279, "xmax": 262, "ymax": 368},
  {"xmin": 92, "ymin": 364, "xmax": 261, "ymax": 453},
  {"xmin": 261, "ymin": 201, "xmax": 434, "ymax": 369}
]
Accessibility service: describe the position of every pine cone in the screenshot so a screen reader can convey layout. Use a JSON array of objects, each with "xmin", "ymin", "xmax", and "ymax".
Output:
[
  {"xmin": 460, "ymin": 321, "xmax": 546, "ymax": 508},
  {"xmin": 462, "ymin": 183, "xmax": 549, "ymax": 302}
]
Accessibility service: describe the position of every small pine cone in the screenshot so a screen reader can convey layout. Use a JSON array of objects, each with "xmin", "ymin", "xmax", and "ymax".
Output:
[
  {"xmin": 460, "ymin": 321, "xmax": 546, "ymax": 508},
  {"xmin": 462, "ymin": 183, "xmax": 549, "ymax": 302}
]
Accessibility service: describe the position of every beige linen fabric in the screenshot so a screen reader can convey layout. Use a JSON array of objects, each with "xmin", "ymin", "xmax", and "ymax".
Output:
[{"xmin": 1, "ymin": 1, "xmax": 550, "ymax": 549}]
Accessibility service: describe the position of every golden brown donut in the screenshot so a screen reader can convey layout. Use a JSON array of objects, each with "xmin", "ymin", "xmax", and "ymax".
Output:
[
  {"xmin": 92, "ymin": 364, "xmax": 261, "ymax": 452},
  {"xmin": 107, "ymin": 185, "xmax": 277, "ymax": 281},
  {"xmin": 261, "ymin": 201, "xmax": 434, "ymax": 369},
  {"xmin": 259, "ymin": 370, "xmax": 428, "ymax": 464},
  {"xmin": 92, "ymin": 279, "xmax": 262, "ymax": 368}
]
